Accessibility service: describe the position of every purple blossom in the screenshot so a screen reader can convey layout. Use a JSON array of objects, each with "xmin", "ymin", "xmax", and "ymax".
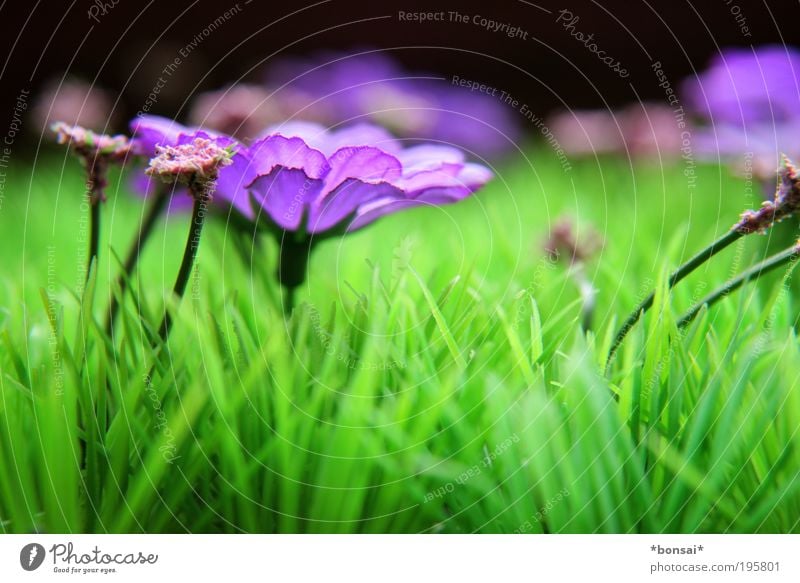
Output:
[
  {"xmin": 264, "ymin": 51, "xmax": 520, "ymax": 158},
  {"xmin": 682, "ymin": 46, "xmax": 800, "ymax": 179},
  {"xmin": 215, "ymin": 121, "xmax": 493, "ymax": 235},
  {"xmin": 683, "ymin": 46, "xmax": 800, "ymax": 127}
]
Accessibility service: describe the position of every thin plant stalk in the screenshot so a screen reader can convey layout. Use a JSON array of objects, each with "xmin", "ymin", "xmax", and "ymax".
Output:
[
  {"xmin": 86, "ymin": 160, "xmax": 107, "ymax": 284},
  {"xmin": 572, "ymin": 263, "xmax": 597, "ymax": 331},
  {"xmin": 677, "ymin": 244, "xmax": 800, "ymax": 328},
  {"xmin": 106, "ymin": 186, "xmax": 169, "ymax": 333},
  {"xmin": 157, "ymin": 189, "xmax": 209, "ymax": 342},
  {"xmin": 607, "ymin": 228, "xmax": 742, "ymax": 366}
]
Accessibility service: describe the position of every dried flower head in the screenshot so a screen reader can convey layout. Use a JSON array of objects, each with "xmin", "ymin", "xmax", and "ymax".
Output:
[
  {"xmin": 145, "ymin": 137, "xmax": 234, "ymax": 195},
  {"xmin": 734, "ymin": 156, "xmax": 800, "ymax": 234},
  {"xmin": 545, "ymin": 218, "xmax": 603, "ymax": 263},
  {"xmin": 51, "ymin": 122, "xmax": 131, "ymax": 161}
]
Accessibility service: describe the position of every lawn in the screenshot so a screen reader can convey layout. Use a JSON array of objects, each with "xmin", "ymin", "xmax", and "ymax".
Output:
[{"xmin": 1, "ymin": 145, "xmax": 799, "ymax": 533}]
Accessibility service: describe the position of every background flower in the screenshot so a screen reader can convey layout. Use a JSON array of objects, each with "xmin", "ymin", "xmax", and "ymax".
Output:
[
  {"xmin": 682, "ymin": 45, "xmax": 800, "ymax": 181},
  {"xmin": 264, "ymin": 51, "xmax": 521, "ymax": 159},
  {"xmin": 33, "ymin": 78, "xmax": 115, "ymax": 135},
  {"xmin": 548, "ymin": 103, "xmax": 684, "ymax": 160},
  {"xmin": 187, "ymin": 84, "xmax": 330, "ymax": 143}
]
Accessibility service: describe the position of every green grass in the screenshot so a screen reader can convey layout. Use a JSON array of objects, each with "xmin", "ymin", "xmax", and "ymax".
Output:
[{"xmin": 1, "ymin": 146, "xmax": 799, "ymax": 533}]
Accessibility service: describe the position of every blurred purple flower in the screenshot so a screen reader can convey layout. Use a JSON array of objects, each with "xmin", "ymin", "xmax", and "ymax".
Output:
[
  {"xmin": 216, "ymin": 120, "xmax": 493, "ymax": 234},
  {"xmin": 682, "ymin": 46, "xmax": 800, "ymax": 182},
  {"xmin": 265, "ymin": 52, "xmax": 520, "ymax": 158},
  {"xmin": 683, "ymin": 46, "xmax": 800, "ymax": 127}
]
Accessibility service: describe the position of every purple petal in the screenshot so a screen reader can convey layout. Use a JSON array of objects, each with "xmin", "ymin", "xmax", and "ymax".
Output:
[
  {"xmin": 309, "ymin": 179, "xmax": 404, "ymax": 233},
  {"xmin": 321, "ymin": 146, "xmax": 401, "ymax": 195},
  {"xmin": 213, "ymin": 149, "xmax": 257, "ymax": 217},
  {"xmin": 247, "ymin": 134, "xmax": 329, "ymax": 179},
  {"xmin": 396, "ymin": 144, "xmax": 465, "ymax": 170},
  {"xmin": 347, "ymin": 197, "xmax": 422, "ymax": 232},
  {"xmin": 395, "ymin": 162, "xmax": 493, "ymax": 198},
  {"xmin": 248, "ymin": 168, "xmax": 323, "ymax": 230},
  {"xmin": 129, "ymin": 115, "xmax": 193, "ymax": 156}
]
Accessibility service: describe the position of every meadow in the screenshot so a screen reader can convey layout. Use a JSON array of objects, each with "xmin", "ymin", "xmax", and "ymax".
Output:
[{"xmin": 1, "ymin": 145, "xmax": 798, "ymax": 533}]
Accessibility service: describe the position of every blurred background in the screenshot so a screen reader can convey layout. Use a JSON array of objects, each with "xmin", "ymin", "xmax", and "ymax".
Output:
[{"xmin": 1, "ymin": 0, "xmax": 796, "ymax": 130}]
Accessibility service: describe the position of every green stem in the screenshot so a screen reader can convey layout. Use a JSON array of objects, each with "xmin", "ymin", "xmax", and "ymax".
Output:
[
  {"xmin": 106, "ymin": 186, "xmax": 169, "ymax": 334},
  {"xmin": 571, "ymin": 262, "xmax": 596, "ymax": 331},
  {"xmin": 607, "ymin": 228, "xmax": 743, "ymax": 367},
  {"xmin": 677, "ymin": 245, "xmax": 800, "ymax": 328},
  {"xmin": 157, "ymin": 191, "xmax": 208, "ymax": 342}
]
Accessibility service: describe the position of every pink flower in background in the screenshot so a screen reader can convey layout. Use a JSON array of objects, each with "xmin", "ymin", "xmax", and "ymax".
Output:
[
  {"xmin": 188, "ymin": 84, "xmax": 330, "ymax": 143},
  {"xmin": 34, "ymin": 79, "xmax": 115, "ymax": 134},
  {"xmin": 548, "ymin": 103, "xmax": 683, "ymax": 159}
]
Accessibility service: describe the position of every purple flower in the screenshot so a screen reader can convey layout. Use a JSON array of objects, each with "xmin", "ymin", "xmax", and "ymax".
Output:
[
  {"xmin": 683, "ymin": 46, "xmax": 800, "ymax": 127},
  {"xmin": 216, "ymin": 121, "xmax": 493, "ymax": 235},
  {"xmin": 683, "ymin": 46, "xmax": 800, "ymax": 181},
  {"xmin": 129, "ymin": 115, "xmax": 210, "ymax": 158},
  {"xmin": 264, "ymin": 51, "xmax": 520, "ymax": 158}
]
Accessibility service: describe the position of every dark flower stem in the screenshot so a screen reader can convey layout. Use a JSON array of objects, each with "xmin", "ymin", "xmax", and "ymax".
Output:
[
  {"xmin": 276, "ymin": 235, "xmax": 311, "ymax": 314},
  {"xmin": 677, "ymin": 244, "xmax": 800, "ymax": 328},
  {"xmin": 89, "ymin": 200, "xmax": 100, "ymax": 276},
  {"xmin": 157, "ymin": 188, "xmax": 209, "ymax": 342},
  {"xmin": 106, "ymin": 186, "xmax": 169, "ymax": 333},
  {"xmin": 606, "ymin": 228, "xmax": 742, "ymax": 367},
  {"xmin": 86, "ymin": 162, "xmax": 106, "ymax": 282}
]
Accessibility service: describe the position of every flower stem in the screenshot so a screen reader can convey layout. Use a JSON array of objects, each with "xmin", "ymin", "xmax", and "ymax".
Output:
[
  {"xmin": 157, "ymin": 190, "xmax": 208, "ymax": 342},
  {"xmin": 677, "ymin": 244, "xmax": 800, "ymax": 328},
  {"xmin": 276, "ymin": 235, "xmax": 311, "ymax": 315},
  {"xmin": 89, "ymin": 198, "xmax": 101, "ymax": 280},
  {"xmin": 106, "ymin": 186, "xmax": 169, "ymax": 334},
  {"xmin": 606, "ymin": 228, "xmax": 742, "ymax": 367},
  {"xmin": 571, "ymin": 262, "xmax": 596, "ymax": 331}
]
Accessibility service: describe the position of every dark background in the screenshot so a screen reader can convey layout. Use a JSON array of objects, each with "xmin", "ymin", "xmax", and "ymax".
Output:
[{"xmin": 0, "ymin": 0, "xmax": 797, "ymax": 133}]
